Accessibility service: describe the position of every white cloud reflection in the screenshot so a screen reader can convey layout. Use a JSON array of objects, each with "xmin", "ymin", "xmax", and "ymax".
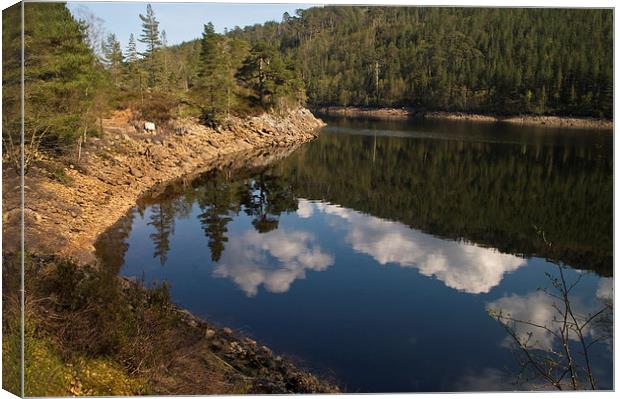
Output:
[
  {"xmin": 311, "ymin": 200, "xmax": 526, "ymax": 294},
  {"xmin": 486, "ymin": 277, "xmax": 613, "ymax": 350},
  {"xmin": 213, "ymin": 229, "xmax": 334, "ymax": 296},
  {"xmin": 215, "ymin": 199, "xmax": 530, "ymax": 296},
  {"xmin": 296, "ymin": 198, "xmax": 315, "ymax": 218}
]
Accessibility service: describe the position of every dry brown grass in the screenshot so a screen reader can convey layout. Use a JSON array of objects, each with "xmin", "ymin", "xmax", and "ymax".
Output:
[{"xmin": 4, "ymin": 254, "xmax": 338, "ymax": 395}]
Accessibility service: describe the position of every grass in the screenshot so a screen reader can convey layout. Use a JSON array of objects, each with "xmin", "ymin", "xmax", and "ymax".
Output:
[
  {"xmin": 1, "ymin": 253, "xmax": 250, "ymax": 396},
  {"xmin": 40, "ymin": 160, "xmax": 73, "ymax": 185},
  {"xmin": 2, "ymin": 254, "xmax": 147, "ymax": 396},
  {"xmin": 2, "ymin": 253, "xmax": 337, "ymax": 395},
  {"xmin": 3, "ymin": 329, "xmax": 147, "ymax": 396}
]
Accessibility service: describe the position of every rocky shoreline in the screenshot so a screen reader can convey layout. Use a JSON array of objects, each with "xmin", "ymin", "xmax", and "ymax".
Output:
[
  {"xmin": 2, "ymin": 107, "xmax": 337, "ymax": 394},
  {"xmin": 424, "ymin": 111, "xmax": 613, "ymax": 129},
  {"xmin": 117, "ymin": 273, "xmax": 340, "ymax": 394},
  {"xmin": 3, "ymin": 107, "xmax": 325, "ymax": 264},
  {"xmin": 314, "ymin": 106, "xmax": 413, "ymax": 119},
  {"xmin": 314, "ymin": 106, "xmax": 613, "ymax": 129}
]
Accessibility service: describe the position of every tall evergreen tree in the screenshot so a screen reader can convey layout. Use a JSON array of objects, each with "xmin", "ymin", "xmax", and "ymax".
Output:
[
  {"xmin": 10, "ymin": 2, "xmax": 105, "ymax": 168},
  {"xmin": 138, "ymin": 3, "xmax": 162, "ymax": 88},
  {"xmin": 102, "ymin": 33, "xmax": 124, "ymax": 86},
  {"xmin": 236, "ymin": 41, "xmax": 302, "ymax": 109},
  {"xmin": 195, "ymin": 22, "xmax": 234, "ymax": 123},
  {"xmin": 123, "ymin": 33, "xmax": 142, "ymax": 95},
  {"xmin": 125, "ymin": 33, "xmax": 138, "ymax": 63}
]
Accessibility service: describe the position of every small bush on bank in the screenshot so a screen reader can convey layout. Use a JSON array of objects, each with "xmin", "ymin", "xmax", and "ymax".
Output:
[
  {"xmin": 2, "ymin": 254, "xmax": 175, "ymax": 395},
  {"xmin": 135, "ymin": 94, "xmax": 179, "ymax": 124},
  {"xmin": 3, "ymin": 252, "xmax": 340, "ymax": 395}
]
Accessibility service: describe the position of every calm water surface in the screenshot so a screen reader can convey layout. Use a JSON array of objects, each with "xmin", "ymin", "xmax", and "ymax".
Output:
[{"xmin": 97, "ymin": 117, "xmax": 613, "ymax": 392}]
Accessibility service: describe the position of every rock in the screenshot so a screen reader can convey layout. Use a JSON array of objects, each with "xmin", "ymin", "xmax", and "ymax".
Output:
[
  {"xmin": 205, "ymin": 329, "xmax": 216, "ymax": 339},
  {"xmin": 210, "ymin": 339, "xmax": 222, "ymax": 349},
  {"xmin": 229, "ymin": 341, "xmax": 245, "ymax": 354},
  {"xmin": 122, "ymin": 134, "xmax": 130, "ymax": 141},
  {"xmin": 70, "ymin": 211, "xmax": 78, "ymax": 218},
  {"xmin": 144, "ymin": 122, "xmax": 156, "ymax": 132},
  {"xmin": 128, "ymin": 166, "xmax": 143, "ymax": 178},
  {"xmin": 222, "ymin": 327, "xmax": 233, "ymax": 335},
  {"xmin": 244, "ymin": 338, "xmax": 257, "ymax": 347}
]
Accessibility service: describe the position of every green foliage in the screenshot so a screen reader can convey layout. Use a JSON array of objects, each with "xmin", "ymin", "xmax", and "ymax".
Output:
[
  {"xmin": 23, "ymin": 2, "xmax": 105, "ymax": 150},
  {"xmin": 236, "ymin": 41, "xmax": 304, "ymax": 110},
  {"xmin": 121, "ymin": 33, "xmax": 143, "ymax": 95},
  {"xmin": 2, "ymin": 254, "xmax": 149, "ymax": 396},
  {"xmin": 138, "ymin": 3, "xmax": 162, "ymax": 88},
  {"xmin": 2, "ymin": 3, "xmax": 22, "ymax": 161},
  {"xmin": 102, "ymin": 33, "xmax": 124, "ymax": 87},
  {"xmin": 195, "ymin": 23, "xmax": 236, "ymax": 123},
  {"xmin": 6, "ymin": 254, "xmax": 185, "ymax": 392},
  {"xmin": 233, "ymin": 7, "xmax": 613, "ymax": 117},
  {"xmin": 136, "ymin": 93, "xmax": 179, "ymax": 124},
  {"xmin": 2, "ymin": 2, "xmax": 108, "ymax": 168}
]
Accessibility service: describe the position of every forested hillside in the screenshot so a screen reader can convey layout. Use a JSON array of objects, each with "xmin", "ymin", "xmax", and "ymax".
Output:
[
  {"xmin": 230, "ymin": 7, "xmax": 613, "ymax": 117},
  {"xmin": 2, "ymin": 2, "xmax": 304, "ymax": 169},
  {"xmin": 2, "ymin": 3, "xmax": 613, "ymax": 171}
]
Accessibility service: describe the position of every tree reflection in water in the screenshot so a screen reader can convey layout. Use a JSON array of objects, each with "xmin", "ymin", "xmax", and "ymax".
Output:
[{"xmin": 106, "ymin": 166, "xmax": 302, "ymax": 267}]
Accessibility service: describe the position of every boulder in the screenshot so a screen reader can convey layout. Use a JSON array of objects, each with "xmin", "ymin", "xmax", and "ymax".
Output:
[{"xmin": 144, "ymin": 122, "xmax": 156, "ymax": 132}]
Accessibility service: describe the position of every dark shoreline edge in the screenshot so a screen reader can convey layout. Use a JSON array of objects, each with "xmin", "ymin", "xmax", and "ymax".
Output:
[{"xmin": 313, "ymin": 106, "xmax": 613, "ymax": 130}]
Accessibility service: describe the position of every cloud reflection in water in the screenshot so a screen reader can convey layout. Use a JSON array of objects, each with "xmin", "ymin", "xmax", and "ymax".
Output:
[
  {"xmin": 306, "ymin": 199, "xmax": 527, "ymax": 294},
  {"xmin": 215, "ymin": 198, "xmax": 528, "ymax": 296},
  {"xmin": 213, "ymin": 229, "xmax": 334, "ymax": 296}
]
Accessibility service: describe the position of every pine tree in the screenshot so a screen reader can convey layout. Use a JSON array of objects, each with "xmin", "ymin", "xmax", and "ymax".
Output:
[
  {"xmin": 125, "ymin": 33, "xmax": 138, "ymax": 63},
  {"xmin": 138, "ymin": 3, "xmax": 162, "ymax": 88},
  {"xmin": 237, "ymin": 41, "xmax": 287, "ymax": 109},
  {"xmin": 195, "ymin": 23, "xmax": 233, "ymax": 123},
  {"xmin": 102, "ymin": 33, "xmax": 124, "ymax": 87},
  {"xmin": 16, "ymin": 2, "xmax": 104, "ymax": 167},
  {"xmin": 123, "ymin": 33, "xmax": 143, "ymax": 97}
]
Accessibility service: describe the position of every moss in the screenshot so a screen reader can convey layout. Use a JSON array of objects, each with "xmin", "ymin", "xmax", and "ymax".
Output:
[
  {"xmin": 2, "ymin": 328, "xmax": 21, "ymax": 396},
  {"xmin": 3, "ymin": 310, "xmax": 146, "ymax": 397},
  {"xmin": 23, "ymin": 334, "xmax": 147, "ymax": 396}
]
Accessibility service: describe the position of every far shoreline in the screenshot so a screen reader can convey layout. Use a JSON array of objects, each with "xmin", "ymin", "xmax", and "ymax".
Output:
[{"xmin": 313, "ymin": 106, "xmax": 613, "ymax": 130}]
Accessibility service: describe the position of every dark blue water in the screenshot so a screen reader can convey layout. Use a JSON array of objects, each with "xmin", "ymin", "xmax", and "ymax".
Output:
[{"xmin": 98, "ymin": 117, "xmax": 613, "ymax": 392}]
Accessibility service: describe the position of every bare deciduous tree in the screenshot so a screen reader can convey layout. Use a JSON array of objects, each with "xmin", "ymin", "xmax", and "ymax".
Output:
[{"xmin": 488, "ymin": 228, "xmax": 612, "ymax": 390}]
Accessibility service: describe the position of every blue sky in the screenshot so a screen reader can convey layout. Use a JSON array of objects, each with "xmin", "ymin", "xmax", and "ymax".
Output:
[{"xmin": 67, "ymin": 2, "xmax": 320, "ymax": 51}]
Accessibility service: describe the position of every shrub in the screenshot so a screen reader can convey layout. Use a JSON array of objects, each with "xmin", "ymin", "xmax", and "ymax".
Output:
[{"xmin": 136, "ymin": 94, "xmax": 179, "ymax": 124}]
